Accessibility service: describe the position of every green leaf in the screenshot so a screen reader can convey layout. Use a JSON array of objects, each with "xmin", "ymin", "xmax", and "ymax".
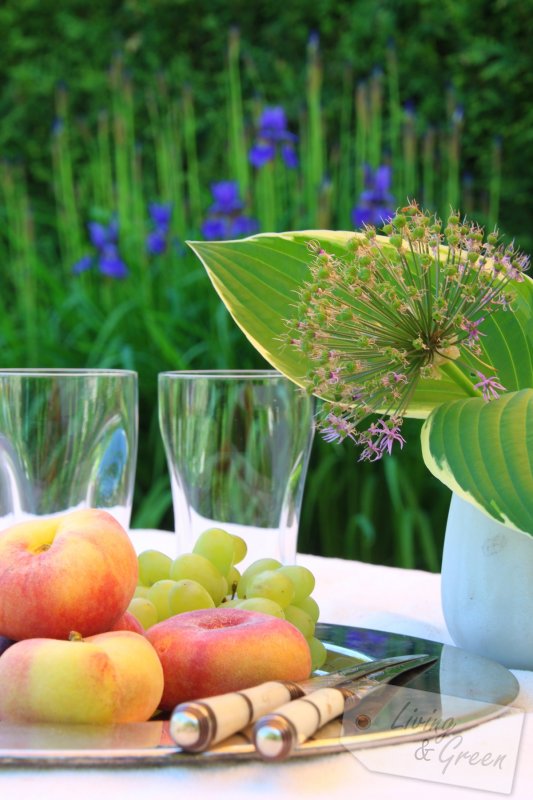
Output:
[
  {"xmin": 187, "ymin": 231, "xmax": 533, "ymax": 418},
  {"xmin": 421, "ymin": 390, "xmax": 533, "ymax": 534}
]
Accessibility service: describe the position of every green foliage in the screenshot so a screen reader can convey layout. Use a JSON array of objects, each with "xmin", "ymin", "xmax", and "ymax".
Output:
[
  {"xmin": 0, "ymin": 3, "xmax": 531, "ymax": 569},
  {"xmin": 422, "ymin": 390, "xmax": 533, "ymax": 535}
]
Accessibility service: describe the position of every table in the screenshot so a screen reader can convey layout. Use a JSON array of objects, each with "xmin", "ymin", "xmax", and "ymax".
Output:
[{"xmin": 1, "ymin": 530, "xmax": 532, "ymax": 800}]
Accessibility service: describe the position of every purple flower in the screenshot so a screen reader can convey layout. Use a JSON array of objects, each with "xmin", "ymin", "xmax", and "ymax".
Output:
[
  {"xmin": 352, "ymin": 164, "xmax": 395, "ymax": 229},
  {"xmin": 473, "ymin": 372, "xmax": 506, "ymax": 401},
  {"xmin": 72, "ymin": 254, "xmax": 93, "ymax": 274},
  {"xmin": 249, "ymin": 143, "xmax": 276, "ymax": 169},
  {"xmin": 201, "ymin": 218, "xmax": 229, "ymax": 240},
  {"xmin": 202, "ymin": 182, "xmax": 258, "ymax": 240},
  {"xmin": 72, "ymin": 216, "xmax": 128, "ymax": 278},
  {"xmin": 462, "ymin": 318, "xmax": 486, "ymax": 345},
  {"xmin": 88, "ymin": 219, "xmax": 118, "ymax": 249},
  {"xmin": 257, "ymin": 107, "xmax": 297, "ymax": 142},
  {"xmin": 358, "ymin": 418, "xmax": 406, "ymax": 461},
  {"xmin": 248, "ymin": 106, "xmax": 298, "ymax": 169},
  {"xmin": 230, "ymin": 216, "xmax": 259, "ymax": 237},
  {"xmin": 98, "ymin": 244, "xmax": 128, "ymax": 279},
  {"xmin": 148, "ymin": 203, "xmax": 172, "ymax": 229},
  {"xmin": 209, "ymin": 181, "xmax": 243, "ymax": 214},
  {"xmin": 146, "ymin": 228, "xmax": 168, "ymax": 256},
  {"xmin": 88, "ymin": 222, "xmax": 110, "ymax": 249}
]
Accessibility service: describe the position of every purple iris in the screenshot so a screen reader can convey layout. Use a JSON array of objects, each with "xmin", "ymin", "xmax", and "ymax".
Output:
[
  {"xmin": 201, "ymin": 181, "xmax": 258, "ymax": 241},
  {"xmin": 99, "ymin": 245, "xmax": 129, "ymax": 279},
  {"xmin": 148, "ymin": 203, "xmax": 173, "ymax": 228},
  {"xmin": 72, "ymin": 217, "xmax": 128, "ymax": 279},
  {"xmin": 249, "ymin": 106, "xmax": 298, "ymax": 169},
  {"xmin": 209, "ymin": 182, "xmax": 243, "ymax": 214},
  {"xmin": 351, "ymin": 164, "xmax": 395, "ymax": 229},
  {"xmin": 146, "ymin": 202, "xmax": 173, "ymax": 256}
]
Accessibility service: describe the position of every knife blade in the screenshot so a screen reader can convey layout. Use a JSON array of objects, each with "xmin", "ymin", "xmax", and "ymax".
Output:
[
  {"xmin": 169, "ymin": 654, "xmax": 430, "ymax": 753},
  {"xmin": 252, "ymin": 653, "xmax": 437, "ymax": 761}
]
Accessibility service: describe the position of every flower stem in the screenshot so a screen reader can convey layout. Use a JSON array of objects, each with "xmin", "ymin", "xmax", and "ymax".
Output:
[{"xmin": 439, "ymin": 361, "xmax": 482, "ymax": 397}]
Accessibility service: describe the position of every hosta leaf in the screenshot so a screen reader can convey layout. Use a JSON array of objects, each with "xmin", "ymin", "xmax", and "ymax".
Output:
[
  {"xmin": 188, "ymin": 231, "xmax": 533, "ymax": 418},
  {"xmin": 421, "ymin": 390, "xmax": 533, "ymax": 534}
]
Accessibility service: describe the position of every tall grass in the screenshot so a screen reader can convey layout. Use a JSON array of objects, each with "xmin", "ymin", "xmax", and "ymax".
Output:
[{"xmin": 0, "ymin": 32, "xmax": 504, "ymax": 569}]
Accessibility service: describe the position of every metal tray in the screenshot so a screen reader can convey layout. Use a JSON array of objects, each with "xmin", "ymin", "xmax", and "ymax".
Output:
[{"xmin": 0, "ymin": 622, "xmax": 519, "ymax": 767}]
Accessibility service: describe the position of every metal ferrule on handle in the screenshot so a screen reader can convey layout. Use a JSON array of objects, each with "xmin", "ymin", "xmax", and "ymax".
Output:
[
  {"xmin": 169, "ymin": 680, "xmax": 303, "ymax": 752},
  {"xmin": 252, "ymin": 686, "xmax": 354, "ymax": 761}
]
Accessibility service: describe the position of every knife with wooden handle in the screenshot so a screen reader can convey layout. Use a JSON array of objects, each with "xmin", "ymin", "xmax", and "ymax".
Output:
[
  {"xmin": 252, "ymin": 653, "xmax": 437, "ymax": 761},
  {"xmin": 169, "ymin": 654, "xmax": 431, "ymax": 752}
]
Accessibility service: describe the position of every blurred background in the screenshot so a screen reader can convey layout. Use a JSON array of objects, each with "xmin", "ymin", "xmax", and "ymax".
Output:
[{"xmin": 1, "ymin": 0, "xmax": 531, "ymax": 569}]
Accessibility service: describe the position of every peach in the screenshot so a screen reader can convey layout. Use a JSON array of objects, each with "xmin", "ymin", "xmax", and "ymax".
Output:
[
  {"xmin": 109, "ymin": 610, "xmax": 144, "ymax": 634},
  {"xmin": 0, "ymin": 630, "xmax": 164, "ymax": 724},
  {"xmin": 0, "ymin": 509, "xmax": 138, "ymax": 641},
  {"xmin": 146, "ymin": 607, "xmax": 312, "ymax": 711}
]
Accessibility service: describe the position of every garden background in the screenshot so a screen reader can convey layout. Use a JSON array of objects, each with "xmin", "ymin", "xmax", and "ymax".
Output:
[{"xmin": 1, "ymin": 0, "xmax": 531, "ymax": 570}]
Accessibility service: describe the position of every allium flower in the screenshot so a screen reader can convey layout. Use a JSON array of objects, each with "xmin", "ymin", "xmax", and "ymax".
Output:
[
  {"xmin": 286, "ymin": 203, "xmax": 529, "ymax": 460},
  {"xmin": 72, "ymin": 217, "xmax": 128, "ymax": 279},
  {"xmin": 201, "ymin": 181, "xmax": 258, "ymax": 240},
  {"xmin": 249, "ymin": 106, "xmax": 298, "ymax": 170},
  {"xmin": 351, "ymin": 164, "xmax": 395, "ymax": 229},
  {"xmin": 473, "ymin": 371, "xmax": 507, "ymax": 401}
]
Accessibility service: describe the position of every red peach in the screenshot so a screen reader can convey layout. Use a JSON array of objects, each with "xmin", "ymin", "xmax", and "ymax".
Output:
[{"xmin": 145, "ymin": 607, "xmax": 312, "ymax": 711}]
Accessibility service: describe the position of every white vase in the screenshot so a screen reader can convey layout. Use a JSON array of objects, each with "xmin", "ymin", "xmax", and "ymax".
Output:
[{"xmin": 441, "ymin": 492, "xmax": 533, "ymax": 669}]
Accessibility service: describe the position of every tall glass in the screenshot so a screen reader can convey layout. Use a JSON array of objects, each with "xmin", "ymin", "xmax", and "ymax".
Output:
[
  {"xmin": 0, "ymin": 369, "xmax": 138, "ymax": 531},
  {"xmin": 159, "ymin": 370, "xmax": 315, "ymax": 564}
]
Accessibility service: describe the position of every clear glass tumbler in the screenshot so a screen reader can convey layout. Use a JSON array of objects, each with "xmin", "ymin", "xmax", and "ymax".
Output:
[
  {"xmin": 0, "ymin": 368, "xmax": 138, "ymax": 531},
  {"xmin": 158, "ymin": 370, "xmax": 315, "ymax": 564}
]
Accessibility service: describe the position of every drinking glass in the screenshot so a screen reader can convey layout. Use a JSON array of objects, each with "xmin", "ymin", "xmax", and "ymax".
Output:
[
  {"xmin": 0, "ymin": 369, "xmax": 138, "ymax": 531},
  {"xmin": 158, "ymin": 370, "xmax": 315, "ymax": 564}
]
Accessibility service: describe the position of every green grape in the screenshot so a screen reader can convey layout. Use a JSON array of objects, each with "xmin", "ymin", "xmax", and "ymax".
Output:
[
  {"xmin": 128, "ymin": 597, "xmax": 158, "ymax": 630},
  {"xmin": 296, "ymin": 595, "xmax": 320, "ymax": 623},
  {"xmin": 170, "ymin": 553, "xmax": 226, "ymax": 605},
  {"xmin": 146, "ymin": 579, "xmax": 177, "ymax": 621},
  {"xmin": 308, "ymin": 636, "xmax": 327, "ymax": 670},
  {"xmin": 169, "ymin": 580, "xmax": 215, "ymax": 614},
  {"xmin": 277, "ymin": 565, "xmax": 315, "ymax": 604},
  {"xmin": 238, "ymin": 558, "xmax": 283, "ymax": 599},
  {"xmin": 283, "ymin": 605, "xmax": 315, "ymax": 639},
  {"xmin": 225, "ymin": 565, "xmax": 241, "ymax": 598},
  {"xmin": 219, "ymin": 598, "xmax": 242, "ymax": 608},
  {"xmin": 134, "ymin": 585, "xmax": 150, "ymax": 599},
  {"xmin": 138, "ymin": 549, "xmax": 172, "ymax": 586},
  {"xmin": 193, "ymin": 528, "xmax": 235, "ymax": 576},
  {"xmin": 246, "ymin": 570, "xmax": 295, "ymax": 609},
  {"xmin": 231, "ymin": 534, "xmax": 247, "ymax": 565},
  {"xmin": 236, "ymin": 598, "xmax": 285, "ymax": 619}
]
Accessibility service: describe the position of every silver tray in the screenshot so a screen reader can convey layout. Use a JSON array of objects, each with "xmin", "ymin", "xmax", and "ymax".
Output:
[{"xmin": 0, "ymin": 622, "xmax": 519, "ymax": 767}]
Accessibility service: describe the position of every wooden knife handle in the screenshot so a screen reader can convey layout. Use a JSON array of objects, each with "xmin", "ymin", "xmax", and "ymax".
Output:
[{"xmin": 169, "ymin": 680, "xmax": 303, "ymax": 752}]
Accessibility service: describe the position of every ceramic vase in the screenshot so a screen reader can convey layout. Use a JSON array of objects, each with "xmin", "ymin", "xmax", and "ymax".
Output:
[{"xmin": 441, "ymin": 492, "xmax": 533, "ymax": 670}]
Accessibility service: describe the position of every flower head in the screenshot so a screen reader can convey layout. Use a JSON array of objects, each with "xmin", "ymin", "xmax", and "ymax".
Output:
[
  {"xmin": 286, "ymin": 203, "xmax": 529, "ymax": 459},
  {"xmin": 249, "ymin": 106, "xmax": 298, "ymax": 170},
  {"xmin": 473, "ymin": 371, "xmax": 506, "ymax": 401},
  {"xmin": 148, "ymin": 202, "xmax": 172, "ymax": 229},
  {"xmin": 146, "ymin": 202, "xmax": 173, "ymax": 256},
  {"xmin": 351, "ymin": 164, "xmax": 395, "ymax": 230},
  {"xmin": 202, "ymin": 181, "xmax": 258, "ymax": 241},
  {"xmin": 72, "ymin": 216, "xmax": 128, "ymax": 279}
]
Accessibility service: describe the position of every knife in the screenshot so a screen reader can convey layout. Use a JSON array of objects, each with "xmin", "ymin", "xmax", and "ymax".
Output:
[
  {"xmin": 169, "ymin": 654, "xmax": 430, "ymax": 753},
  {"xmin": 252, "ymin": 653, "xmax": 437, "ymax": 761}
]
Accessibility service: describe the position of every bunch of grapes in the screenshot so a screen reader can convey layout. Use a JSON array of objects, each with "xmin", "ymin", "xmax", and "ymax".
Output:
[{"xmin": 129, "ymin": 528, "xmax": 326, "ymax": 670}]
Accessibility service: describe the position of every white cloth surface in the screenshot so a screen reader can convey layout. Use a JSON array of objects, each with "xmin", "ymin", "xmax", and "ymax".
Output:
[{"xmin": 1, "ymin": 529, "xmax": 532, "ymax": 800}]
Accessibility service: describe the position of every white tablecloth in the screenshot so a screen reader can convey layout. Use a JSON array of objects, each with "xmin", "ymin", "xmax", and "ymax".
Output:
[{"xmin": 1, "ymin": 529, "xmax": 532, "ymax": 800}]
